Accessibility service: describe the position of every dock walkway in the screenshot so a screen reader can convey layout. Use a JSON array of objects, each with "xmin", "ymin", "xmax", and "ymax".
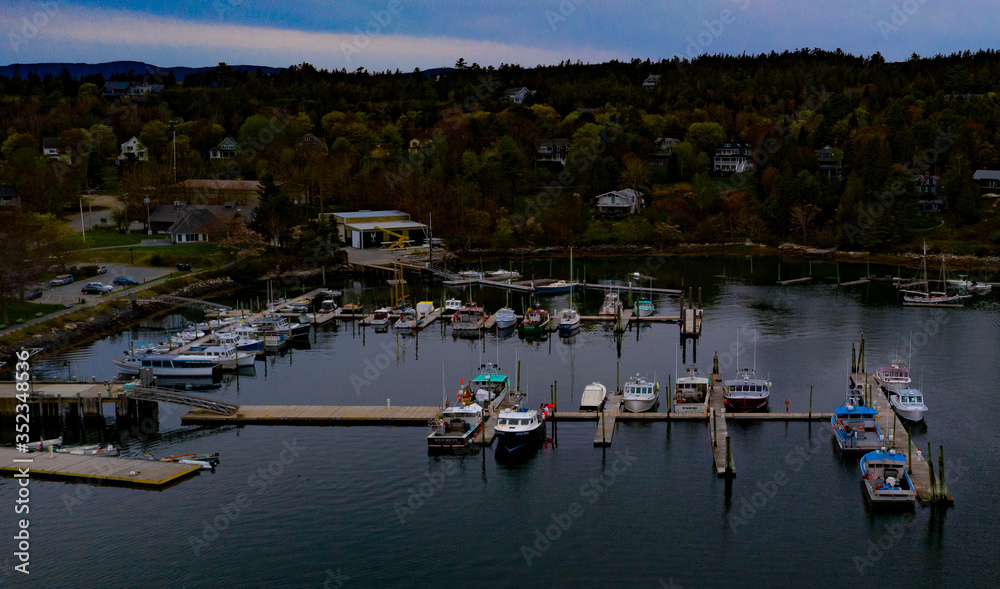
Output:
[
  {"xmin": 0, "ymin": 447, "xmax": 200, "ymax": 487},
  {"xmin": 708, "ymin": 374, "xmax": 734, "ymax": 477},
  {"xmin": 594, "ymin": 395, "xmax": 622, "ymax": 447},
  {"xmin": 183, "ymin": 405, "xmax": 440, "ymax": 425}
]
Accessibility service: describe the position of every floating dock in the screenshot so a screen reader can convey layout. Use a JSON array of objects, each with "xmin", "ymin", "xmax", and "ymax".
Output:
[
  {"xmin": 708, "ymin": 374, "xmax": 734, "ymax": 477},
  {"xmin": 182, "ymin": 405, "xmax": 440, "ymax": 426},
  {"xmin": 594, "ymin": 395, "xmax": 622, "ymax": 447},
  {"xmin": 0, "ymin": 447, "xmax": 200, "ymax": 488}
]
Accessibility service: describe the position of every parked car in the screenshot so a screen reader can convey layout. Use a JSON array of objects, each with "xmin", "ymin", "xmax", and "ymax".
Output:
[
  {"xmin": 81, "ymin": 282, "xmax": 113, "ymax": 295},
  {"xmin": 49, "ymin": 274, "xmax": 74, "ymax": 286},
  {"xmin": 112, "ymin": 276, "xmax": 139, "ymax": 286},
  {"xmin": 176, "ymin": 263, "xmax": 191, "ymax": 271},
  {"xmin": 96, "ymin": 265, "xmax": 108, "ymax": 274},
  {"xmin": 25, "ymin": 289, "xmax": 43, "ymax": 300}
]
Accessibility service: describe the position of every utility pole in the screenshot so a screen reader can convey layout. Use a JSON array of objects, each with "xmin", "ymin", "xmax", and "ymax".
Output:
[
  {"xmin": 170, "ymin": 119, "xmax": 177, "ymax": 184},
  {"xmin": 79, "ymin": 196, "xmax": 86, "ymax": 243}
]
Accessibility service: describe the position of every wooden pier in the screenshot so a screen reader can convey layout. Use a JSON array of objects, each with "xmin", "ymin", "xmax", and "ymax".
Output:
[
  {"xmin": 182, "ymin": 405, "xmax": 440, "ymax": 426},
  {"xmin": 678, "ymin": 287, "xmax": 703, "ymax": 337},
  {"xmin": 594, "ymin": 395, "xmax": 622, "ymax": 447},
  {"xmin": 708, "ymin": 374, "xmax": 734, "ymax": 477},
  {"xmin": 0, "ymin": 447, "xmax": 200, "ymax": 488}
]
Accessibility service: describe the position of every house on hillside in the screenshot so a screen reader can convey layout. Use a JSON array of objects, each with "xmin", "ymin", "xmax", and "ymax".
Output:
[
  {"xmin": 102, "ymin": 82, "xmax": 131, "ymax": 97},
  {"xmin": 297, "ymin": 133, "xmax": 326, "ymax": 152},
  {"xmin": 595, "ymin": 188, "xmax": 643, "ymax": 214},
  {"xmin": 209, "ymin": 137, "xmax": 239, "ymax": 160},
  {"xmin": 914, "ymin": 173, "xmax": 947, "ymax": 213},
  {"xmin": 148, "ymin": 201, "xmax": 253, "ymax": 243},
  {"xmin": 536, "ymin": 138, "xmax": 569, "ymax": 167},
  {"xmin": 0, "ymin": 186, "xmax": 21, "ymax": 211},
  {"xmin": 642, "ymin": 74, "xmax": 661, "ymax": 88},
  {"xmin": 42, "ymin": 137, "xmax": 62, "ymax": 159},
  {"xmin": 119, "ymin": 137, "xmax": 148, "ymax": 162},
  {"xmin": 713, "ymin": 139, "xmax": 754, "ymax": 173},
  {"xmin": 815, "ymin": 145, "xmax": 844, "ymax": 179},
  {"xmin": 973, "ymin": 169, "xmax": 1000, "ymax": 195},
  {"xmin": 127, "ymin": 83, "xmax": 165, "ymax": 96},
  {"xmin": 648, "ymin": 137, "xmax": 679, "ymax": 166},
  {"xmin": 501, "ymin": 87, "xmax": 530, "ymax": 104}
]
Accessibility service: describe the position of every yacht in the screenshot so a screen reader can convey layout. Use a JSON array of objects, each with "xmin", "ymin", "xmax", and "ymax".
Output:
[{"xmin": 622, "ymin": 374, "xmax": 659, "ymax": 413}]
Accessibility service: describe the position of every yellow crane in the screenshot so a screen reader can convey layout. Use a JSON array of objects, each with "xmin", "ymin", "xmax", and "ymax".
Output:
[{"xmin": 374, "ymin": 226, "xmax": 412, "ymax": 249}]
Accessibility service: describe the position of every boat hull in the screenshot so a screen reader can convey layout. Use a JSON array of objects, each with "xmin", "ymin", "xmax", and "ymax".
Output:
[
  {"xmin": 623, "ymin": 396, "xmax": 658, "ymax": 413},
  {"xmin": 495, "ymin": 425, "xmax": 545, "ymax": 458},
  {"xmin": 557, "ymin": 321, "xmax": 580, "ymax": 336},
  {"xmin": 724, "ymin": 395, "xmax": 769, "ymax": 412},
  {"xmin": 890, "ymin": 402, "xmax": 926, "ymax": 423},
  {"xmin": 112, "ymin": 360, "xmax": 220, "ymax": 378},
  {"xmin": 495, "ymin": 317, "xmax": 517, "ymax": 329}
]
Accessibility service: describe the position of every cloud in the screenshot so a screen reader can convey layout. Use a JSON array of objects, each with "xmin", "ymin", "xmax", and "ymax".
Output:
[{"xmin": 0, "ymin": 3, "xmax": 621, "ymax": 70}]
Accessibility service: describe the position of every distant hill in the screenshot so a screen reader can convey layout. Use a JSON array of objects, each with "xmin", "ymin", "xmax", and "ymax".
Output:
[{"xmin": 0, "ymin": 61, "xmax": 284, "ymax": 82}]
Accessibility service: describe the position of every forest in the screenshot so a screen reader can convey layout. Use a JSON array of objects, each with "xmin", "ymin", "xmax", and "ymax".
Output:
[{"xmin": 3, "ymin": 49, "xmax": 1000, "ymax": 255}]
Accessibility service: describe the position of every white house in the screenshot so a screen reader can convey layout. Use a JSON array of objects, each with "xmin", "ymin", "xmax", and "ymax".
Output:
[
  {"xmin": 209, "ymin": 137, "xmax": 239, "ymax": 160},
  {"xmin": 596, "ymin": 188, "xmax": 643, "ymax": 214},
  {"xmin": 501, "ymin": 87, "xmax": 530, "ymax": 104},
  {"xmin": 119, "ymin": 137, "xmax": 149, "ymax": 162},
  {"xmin": 713, "ymin": 140, "xmax": 753, "ymax": 173},
  {"xmin": 642, "ymin": 74, "xmax": 661, "ymax": 88}
]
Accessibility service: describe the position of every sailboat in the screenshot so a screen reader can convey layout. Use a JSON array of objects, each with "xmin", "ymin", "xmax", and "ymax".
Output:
[
  {"xmin": 901, "ymin": 242, "xmax": 970, "ymax": 307},
  {"xmin": 558, "ymin": 247, "xmax": 581, "ymax": 336}
]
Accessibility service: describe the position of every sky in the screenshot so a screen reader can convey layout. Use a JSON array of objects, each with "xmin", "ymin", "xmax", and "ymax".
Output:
[{"xmin": 0, "ymin": 0, "xmax": 995, "ymax": 70}]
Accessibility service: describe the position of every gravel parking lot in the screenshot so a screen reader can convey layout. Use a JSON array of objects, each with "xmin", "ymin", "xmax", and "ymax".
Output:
[{"xmin": 36, "ymin": 264, "xmax": 177, "ymax": 305}]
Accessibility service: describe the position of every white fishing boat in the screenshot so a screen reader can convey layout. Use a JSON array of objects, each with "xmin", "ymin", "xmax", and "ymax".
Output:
[
  {"xmin": 495, "ymin": 400, "xmax": 552, "ymax": 459},
  {"xmin": 251, "ymin": 315, "xmax": 292, "ymax": 349},
  {"xmin": 860, "ymin": 449, "xmax": 917, "ymax": 505},
  {"xmin": 580, "ymin": 382, "xmax": 607, "ymax": 411},
  {"xmin": 890, "ymin": 388, "xmax": 928, "ymax": 422},
  {"xmin": 673, "ymin": 366, "xmax": 709, "ymax": 413},
  {"xmin": 557, "ymin": 246, "xmax": 581, "ymax": 336},
  {"xmin": 495, "ymin": 306, "xmax": 518, "ymax": 329},
  {"xmin": 113, "ymin": 353, "xmax": 223, "ymax": 377},
  {"xmin": 622, "ymin": 374, "xmax": 659, "ymax": 413},
  {"xmin": 443, "ymin": 298, "xmax": 463, "ymax": 316},
  {"xmin": 723, "ymin": 330, "xmax": 771, "ymax": 411},
  {"xmin": 875, "ymin": 361, "xmax": 911, "ymax": 392},
  {"xmin": 427, "ymin": 401, "xmax": 484, "ymax": 455},
  {"xmin": 631, "ymin": 272, "xmax": 656, "ymax": 317}
]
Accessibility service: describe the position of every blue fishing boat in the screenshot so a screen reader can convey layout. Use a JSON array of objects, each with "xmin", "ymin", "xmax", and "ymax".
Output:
[
  {"xmin": 831, "ymin": 386, "xmax": 884, "ymax": 452},
  {"xmin": 860, "ymin": 449, "xmax": 917, "ymax": 505}
]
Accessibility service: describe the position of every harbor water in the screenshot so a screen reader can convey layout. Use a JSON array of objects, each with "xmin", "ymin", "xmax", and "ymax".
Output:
[{"xmin": 4, "ymin": 255, "xmax": 999, "ymax": 587}]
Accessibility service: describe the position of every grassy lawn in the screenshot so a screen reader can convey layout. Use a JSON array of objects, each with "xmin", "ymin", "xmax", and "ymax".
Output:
[
  {"xmin": 81, "ymin": 228, "xmax": 151, "ymax": 249},
  {"xmin": 73, "ymin": 243, "xmax": 226, "ymax": 268},
  {"xmin": 0, "ymin": 302, "xmax": 65, "ymax": 327}
]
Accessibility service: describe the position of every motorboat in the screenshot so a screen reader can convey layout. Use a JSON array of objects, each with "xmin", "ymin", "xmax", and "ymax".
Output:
[
  {"xmin": 832, "ymin": 385, "xmax": 884, "ymax": 452},
  {"xmin": 860, "ymin": 449, "xmax": 917, "ymax": 505},
  {"xmin": 533, "ymin": 280, "xmax": 577, "ymax": 295},
  {"xmin": 724, "ymin": 368, "xmax": 771, "ymax": 412},
  {"xmin": 458, "ymin": 269, "xmax": 484, "ymax": 279},
  {"xmin": 875, "ymin": 361, "xmax": 911, "ymax": 392},
  {"xmin": 622, "ymin": 374, "xmax": 659, "ymax": 412},
  {"xmin": 635, "ymin": 298, "xmax": 655, "ymax": 317},
  {"xmin": 518, "ymin": 307, "xmax": 550, "ymax": 337},
  {"xmin": 427, "ymin": 402, "xmax": 484, "ymax": 455},
  {"xmin": 370, "ymin": 308, "xmax": 392, "ymax": 329},
  {"xmin": 673, "ymin": 366, "xmax": 709, "ymax": 413},
  {"xmin": 580, "ymin": 382, "xmax": 607, "ymax": 411},
  {"xmin": 467, "ymin": 362, "xmax": 510, "ymax": 408},
  {"xmin": 452, "ymin": 304, "xmax": 486, "ymax": 331},
  {"xmin": 395, "ymin": 308, "xmax": 419, "ymax": 330},
  {"xmin": 495, "ymin": 306, "xmax": 518, "ymax": 329},
  {"xmin": 185, "ymin": 344, "xmax": 257, "ymax": 369},
  {"xmin": 890, "ymin": 388, "xmax": 928, "ymax": 422},
  {"xmin": 486, "ymin": 269, "xmax": 521, "ymax": 281},
  {"xmin": 947, "ymin": 275, "xmax": 992, "ymax": 295},
  {"xmin": 495, "ymin": 402, "xmax": 552, "ymax": 459},
  {"xmin": 443, "ymin": 298, "xmax": 463, "ymax": 316},
  {"xmin": 557, "ymin": 308, "xmax": 581, "ymax": 336}
]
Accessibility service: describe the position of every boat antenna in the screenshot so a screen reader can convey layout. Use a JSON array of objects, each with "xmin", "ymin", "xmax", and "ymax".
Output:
[
  {"xmin": 736, "ymin": 327, "xmax": 740, "ymax": 373},
  {"xmin": 753, "ymin": 329, "xmax": 757, "ymax": 373},
  {"xmin": 441, "ymin": 363, "xmax": 447, "ymax": 409},
  {"xmin": 908, "ymin": 331, "xmax": 912, "ymax": 367}
]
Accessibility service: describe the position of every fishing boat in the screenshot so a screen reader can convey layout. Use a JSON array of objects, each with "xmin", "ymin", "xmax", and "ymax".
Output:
[
  {"xmin": 598, "ymin": 291, "xmax": 623, "ymax": 316},
  {"xmin": 113, "ymin": 353, "xmax": 223, "ymax": 377},
  {"xmin": 874, "ymin": 361, "xmax": 911, "ymax": 392},
  {"xmin": 495, "ymin": 399, "xmax": 552, "ymax": 459},
  {"xmin": 518, "ymin": 307, "xmax": 550, "ymax": 337},
  {"xmin": 723, "ymin": 330, "xmax": 771, "ymax": 411},
  {"xmin": 631, "ymin": 272, "xmax": 656, "ymax": 317},
  {"xmin": 395, "ymin": 307, "xmax": 419, "ymax": 330},
  {"xmin": 901, "ymin": 242, "xmax": 970, "ymax": 307},
  {"xmin": 467, "ymin": 362, "xmax": 511, "ymax": 407},
  {"xmin": 557, "ymin": 308, "xmax": 581, "ymax": 335},
  {"xmin": 251, "ymin": 315, "xmax": 292, "ymax": 349},
  {"xmin": 185, "ymin": 344, "xmax": 257, "ymax": 369},
  {"xmin": 622, "ymin": 374, "xmax": 659, "ymax": 412},
  {"xmin": 495, "ymin": 306, "xmax": 518, "ymax": 329},
  {"xmin": 427, "ymin": 402, "xmax": 484, "ymax": 455},
  {"xmin": 831, "ymin": 386, "xmax": 884, "ymax": 452},
  {"xmin": 890, "ymin": 388, "xmax": 928, "ymax": 422},
  {"xmin": 580, "ymin": 382, "xmax": 608, "ymax": 411},
  {"xmin": 724, "ymin": 368, "xmax": 771, "ymax": 411},
  {"xmin": 370, "ymin": 308, "xmax": 392, "ymax": 329},
  {"xmin": 860, "ymin": 449, "xmax": 917, "ymax": 505},
  {"xmin": 673, "ymin": 366, "xmax": 709, "ymax": 413},
  {"xmin": 452, "ymin": 303, "xmax": 486, "ymax": 331},
  {"xmin": 443, "ymin": 298, "xmax": 463, "ymax": 316},
  {"xmin": 289, "ymin": 320, "xmax": 311, "ymax": 339},
  {"xmin": 211, "ymin": 331, "xmax": 265, "ymax": 353}
]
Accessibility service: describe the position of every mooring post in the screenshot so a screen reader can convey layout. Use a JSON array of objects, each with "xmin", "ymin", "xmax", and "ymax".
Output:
[
  {"xmin": 725, "ymin": 435, "xmax": 733, "ymax": 474},
  {"xmin": 808, "ymin": 386, "xmax": 813, "ymax": 420},
  {"xmin": 668, "ymin": 375, "xmax": 673, "ymax": 414},
  {"xmin": 554, "ymin": 381, "xmax": 557, "ymax": 412},
  {"xmin": 698, "ymin": 286, "xmax": 702, "ymax": 309},
  {"xmin": 712, "ymin": 408, "xmax": 717, "ymax": 447},
  {"xmin": 517, "ymin": 359, "xmax": 521, "ymax": 392},
  {"xmin": 601, "ymin": 406, "xmax": 606, "ymax": 446},
  {"xmin": 938, "ymin": 445, "xmax": 947, "ymax": 499},
  {"xmin": 926, "ymin": 444, "xmax": 938, "ymax": 500}
]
